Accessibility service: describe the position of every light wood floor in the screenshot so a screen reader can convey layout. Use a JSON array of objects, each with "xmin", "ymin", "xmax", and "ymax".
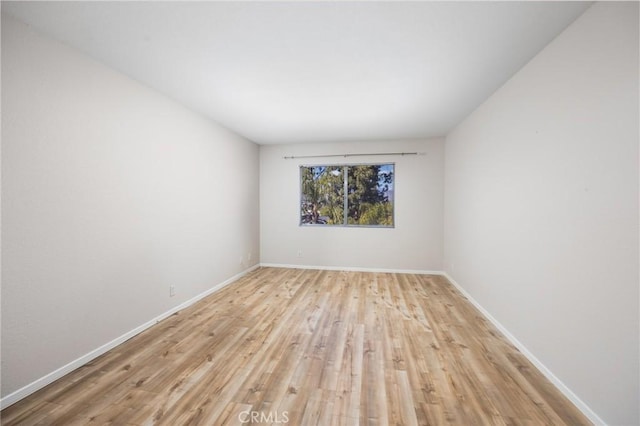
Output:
[{"xmin": 1, "ymin": 267, "xmax": 590, "ymax": 425}]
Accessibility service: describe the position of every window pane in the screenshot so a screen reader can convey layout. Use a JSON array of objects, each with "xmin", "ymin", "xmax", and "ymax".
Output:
[
  {"xmin": 347, "ymin": 164, "xmax": 394, "ymax": 226},
  {"xmin": 300, "ymin": 166, "xmax": 344, "ymax": 225}
]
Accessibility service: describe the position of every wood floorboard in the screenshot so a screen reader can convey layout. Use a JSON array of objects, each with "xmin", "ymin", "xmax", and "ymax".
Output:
[{"xmin": 1, "ymin": 267, "xmax": 591, "ymax": 425}]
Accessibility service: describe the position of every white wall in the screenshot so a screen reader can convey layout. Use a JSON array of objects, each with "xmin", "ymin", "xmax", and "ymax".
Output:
[
  {"xmin": 260, "ymin": 139, "xmax": 444, "ymax": 271},
  {"xmin": 444, "ymin": 3, "xmax": 639, "ymax": 425},
  {"xmin": 1, "ymin": 14, "xmax": 259, "ymax": 399}
]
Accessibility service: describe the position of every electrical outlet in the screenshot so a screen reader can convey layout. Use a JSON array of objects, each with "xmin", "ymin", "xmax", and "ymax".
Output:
[
  {"xmin": 297, "ymin": 250, "xmax": 303, "ymax": 258},
  {"xmin": 169, "ymin": 285, "xmax": 176, "ymax": 297}
]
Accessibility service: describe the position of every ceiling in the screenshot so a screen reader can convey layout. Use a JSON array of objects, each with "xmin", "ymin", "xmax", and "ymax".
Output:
[{"xmin": 3, "ymin": 1, "xmax": 591, "ymax": 145}]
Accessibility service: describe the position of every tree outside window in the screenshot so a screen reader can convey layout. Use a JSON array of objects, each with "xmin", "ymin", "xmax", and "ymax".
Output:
[{"xmin": 300, "ymin": 164, "xmax": 394, "ymax": 227}]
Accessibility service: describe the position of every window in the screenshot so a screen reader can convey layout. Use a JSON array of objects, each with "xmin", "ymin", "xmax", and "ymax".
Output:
[{"xmin": 300, "ymin": 163, "xmax": 394, "ymax": 227}]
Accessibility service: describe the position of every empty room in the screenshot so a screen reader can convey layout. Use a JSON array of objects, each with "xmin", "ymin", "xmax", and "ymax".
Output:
[{"xmin": 1, "ymin": 1, "xmax": 638, "ymax": 425}]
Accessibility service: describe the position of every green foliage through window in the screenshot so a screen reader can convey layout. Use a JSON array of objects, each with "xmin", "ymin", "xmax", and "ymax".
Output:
[{"xmin": 300, "ymin": 164, "xmax": 394, "ymax": 227}]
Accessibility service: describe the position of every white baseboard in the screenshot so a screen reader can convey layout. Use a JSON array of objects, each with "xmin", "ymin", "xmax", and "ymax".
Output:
[
  {"xmin": 0, "ymin": 264, "xmax": 260, "ymax": 410},
  {"xmin": 442, "ymin": 272, "xmax": 606, "ymax": 426},
  {"xmin": 260, "ymin": 262, "xmax": 445, "ymax": 275}
]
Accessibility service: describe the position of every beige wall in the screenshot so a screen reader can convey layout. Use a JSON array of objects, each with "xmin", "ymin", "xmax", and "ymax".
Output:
[
  {"xmin": 1, "ymin": 14, "xmax": 260, "ymax": 399},
  {"xmin": 444, "ymin": 3, "xmax": 639, "ymax": 424},
  {"xmin": 260, "ymin": 139, "xmax": 444, "ymax": 271}
]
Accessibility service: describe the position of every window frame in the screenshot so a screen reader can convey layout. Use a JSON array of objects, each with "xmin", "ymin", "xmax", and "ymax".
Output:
[{"xmin": 298, "ymin": 162, "xmax": 395, "ymax": 228}]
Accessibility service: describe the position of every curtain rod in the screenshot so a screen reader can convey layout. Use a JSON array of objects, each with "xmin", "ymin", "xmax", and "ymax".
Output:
[{"xmin": 283, "ymin": 152, "xmax": 421, "ymax": 159}]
